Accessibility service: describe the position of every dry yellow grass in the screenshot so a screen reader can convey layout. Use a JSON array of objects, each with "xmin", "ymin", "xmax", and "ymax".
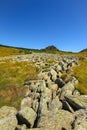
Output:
[
  {"xmin": 72, "ymin": 60, "xmax": 87, "ymax": 94},
  {"xmin": 77, "ymin": 52, "xmax": 87, "ymax": 59},
  {"xmin": 0, "ymin": 46, "xmax": 23, "ymax": 56},
  {"xmin": 0, "ymin": 60, "xmax": 38, "ymax": 109}
]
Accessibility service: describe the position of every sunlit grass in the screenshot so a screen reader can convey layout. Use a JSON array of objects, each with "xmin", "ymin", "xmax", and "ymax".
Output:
[
  {"xmin": 0, "ymin": 46, "xmax": 32, "ymax": 56},
  {"xmin": 0, "ymin": 60, "xmax": 38, "ymax": 109},
  {"xmin": 72, "ymin": 60, "xmax": 87, "ymax": 94},
  {"xmin": 77, "ymin": 52, "xmax": 87, "ymax": 59}
]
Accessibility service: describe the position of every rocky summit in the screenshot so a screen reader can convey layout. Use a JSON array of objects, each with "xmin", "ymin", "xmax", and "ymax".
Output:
[{"xmin": 0, "ymin": 52, "xmax": 87, "ymax": 130}]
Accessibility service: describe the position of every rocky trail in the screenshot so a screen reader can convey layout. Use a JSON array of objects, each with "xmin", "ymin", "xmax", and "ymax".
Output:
[{"xmin": 0, "ymin": 53, "xmax": 87, "ymax": 130}]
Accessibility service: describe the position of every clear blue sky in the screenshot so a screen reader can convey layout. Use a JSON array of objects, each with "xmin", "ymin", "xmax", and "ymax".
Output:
[{"xmin": 0, "ymin": 0, "xmax": 87, "ymax": 52}]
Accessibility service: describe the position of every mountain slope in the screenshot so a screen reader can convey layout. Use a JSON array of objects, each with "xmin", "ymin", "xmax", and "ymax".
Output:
[
  {"xmin": 80, "ymin": 48, "xmax": 87, "ymax": 53},
  {"xmin": 0, "ymin": 44, "xmax": 32, "ymax": 56}
]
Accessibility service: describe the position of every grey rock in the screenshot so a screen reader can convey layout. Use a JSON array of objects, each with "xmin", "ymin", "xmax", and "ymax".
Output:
[
  {"xmin": 60, "ymin": 82, "xmax": 75, "ymax": 100},
  {"xmin": 41, "ymin": 86, "xmax": 52, "ymax": 102},
  {"xmin": 21, "ymin": 97, "xmax": 33, "ymax": 109},
  {"xmin": 18, "ymin": 107, "xmax": 37, "ymax": 128},
  {"xmin": 47, "ymin": 83, "xmax": 58, "ymax": 99},
  {"xmin": 0, "ymin": 106, "xmax": 17, "ymax": 118},
  {"xmin": 73, "ymin": 121, "xmax": 87, "ymax": 130},
  {"xmin": 32, "ymin": 99, "xmax": 39, "ymax": 112},
  {"xmin": 56, "ymin": 64, "xmax": 62, "ymax": 71},
  {"xmin": 73, "ymin": 109, "xmax": 87, "ymax": 130},
  {"xmin": 39, "ymin": 98, "xmax": 49, "ymax": 116},
  {"xmin": 49, "ymin": 96, "xmax": 62, "ymax": 112},
  {"xmin": 0, "ymin": 115, "xmax": 17, "ymax": 130},
  {"xmin": 37, "ymin": 110, "xmax": 74, "ymax": 130}
]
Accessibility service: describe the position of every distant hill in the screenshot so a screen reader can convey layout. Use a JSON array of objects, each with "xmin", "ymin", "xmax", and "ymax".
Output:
[
  {"xmin": 44, "ymin": 45, "xmax": 59, "ymax": 51},
  {"xmin": 80, "ymin": 48, "xmax": 87, "ymax": 53}
]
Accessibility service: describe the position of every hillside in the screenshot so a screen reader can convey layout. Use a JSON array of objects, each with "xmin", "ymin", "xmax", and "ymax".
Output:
[
  {"xmin": 0, "ymin": 44, "xmax": 33, "ymax": 56},
  {"xmin": 0, "ymin": 44, "xmax": 77, "ymax": 57},
  {"xmin": 80, "ymin": 48, "xmax": 87, "ymax": 52},
  {"xmin": 44, "ymin": 45, "xmax": 59, "ymax": 51}
]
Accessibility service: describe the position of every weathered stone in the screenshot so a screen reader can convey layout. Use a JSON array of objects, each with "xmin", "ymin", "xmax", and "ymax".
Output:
[
  {"xmin": 32, "ymin": 99, "xmax": 39, "ymax": 112},
  {"xmin": 65, "ymin": 95, "xmax": 87, "ymax": 110},
  {"xmin": 73, "ymin": 109, "xmax": 87, "ymax": 130},
  {"xmin": 49, "ymin": 96, "xmax": 62, "ymax": 112},
  {"xmin": 21, "ymin": 97, "xmax": 33, "ymax": 109},
  {"xmin": 0, "ymin": 106, "xmax": 17, "ymax": 118},
  {"xmin": 56, "ymin": 64, "xmax": 62, "ymax": 71},
  {"xmin": 37, "ymin": 110, "xmax": 74, "ymax": 130},
  {"xmin": 0, "ymin": 115, "xmax": 17, "ymax": 130},
  {"xmin": 41, "ymin": 87, "xmax": 52, "ymax": 102},
  {"xmin": 39, "ymin": 98, "xmax": 49, "ymax": 116},
  {"xmin": 18, "ymin": 107, "xmax": 37, "ymax": 128},
  {"xmin": 47, "ymin": 83, "xmax": 58, "ymax": 99},
  {"xmin": 60, "ymin": 82, "xmax": 75, "ymax": 100},
  {"xmin": 50, "ymin": 68, "xmax": 57, "ymax": 77},
  {"xmin": 43, "ymin": 73, "xmax": 50, "ymax": 81},
  {"xmin": 73, "ymin": 121, "xmax": 87, "ymax": 130}
]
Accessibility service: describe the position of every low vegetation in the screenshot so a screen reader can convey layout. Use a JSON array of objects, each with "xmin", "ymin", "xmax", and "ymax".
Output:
[
  {"xmin": 72, "ymin": 60, "xmax": 87, "ymax": 94},
  {"xmin": 77, "ymin": 52, "xmax": 87, "ymax": 59},
  {"xmin": 0, "ymin": 60, "xmax": 39, "ymax": 109}
]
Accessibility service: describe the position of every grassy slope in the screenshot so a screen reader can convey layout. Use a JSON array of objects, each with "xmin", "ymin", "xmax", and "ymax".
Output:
[
  {"xmin": 72, "ymin": 53, "xmax": 87, "ymax": 94},
  {"xmin": 0, "ymin": 60, "xmax": 39, "ymax": 109},
  {"xmin": 0, "ymin": 44, "xmax": 33, "ymax": 56}
]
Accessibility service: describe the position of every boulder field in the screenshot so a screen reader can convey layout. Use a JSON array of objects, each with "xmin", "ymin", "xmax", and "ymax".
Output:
[{"xmin": 0, "ymin": 53, "xmax": 87, "ymax": 130}]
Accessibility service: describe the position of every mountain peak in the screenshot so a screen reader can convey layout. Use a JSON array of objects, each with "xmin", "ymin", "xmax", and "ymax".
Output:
[{"xmin": 45, "ymin": 45, "xmax": 59, "ymax": 51}]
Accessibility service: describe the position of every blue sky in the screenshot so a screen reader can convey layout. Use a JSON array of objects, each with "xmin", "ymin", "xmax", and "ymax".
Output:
[{"xmin": 0, "ymin": 0, "xmax": 87, "ymax": 52}]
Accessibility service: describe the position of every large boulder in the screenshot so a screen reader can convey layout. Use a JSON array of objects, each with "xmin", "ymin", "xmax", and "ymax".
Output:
[
  {"xmin": 50, "ymin": 68, "xmax": 57, "ymax": 81},
  {"xmin": 47, "ymin": 83, "xmax": 58, "ymax": 99},
  {"xmin": 39, "ymin": 98, "xmax": 49, "ymax": 116},
  {"xmin": 17, "ymin": 107, "xmax": 37, "ymax": 128},
  {"xmin": 59, "ymin": 82, "xmax": 75, "ymax": 100},
  {"xmin": 0, "ymin": 106, "xmax": 17, "ymax": 118},
  {"xmin": 0, "ymin": 106, "xmax": 17, "ymax": 130},
  {"xmin": 41, "ymin": 87, "xmax": 52, "ymax": 102},
  {"xmin": 0, "ymin": 115, "xmax": 17, "ymax": 130},
  {"xmin": 37, "ymin": 110, "xmax": 74, "ymax": 130}
]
